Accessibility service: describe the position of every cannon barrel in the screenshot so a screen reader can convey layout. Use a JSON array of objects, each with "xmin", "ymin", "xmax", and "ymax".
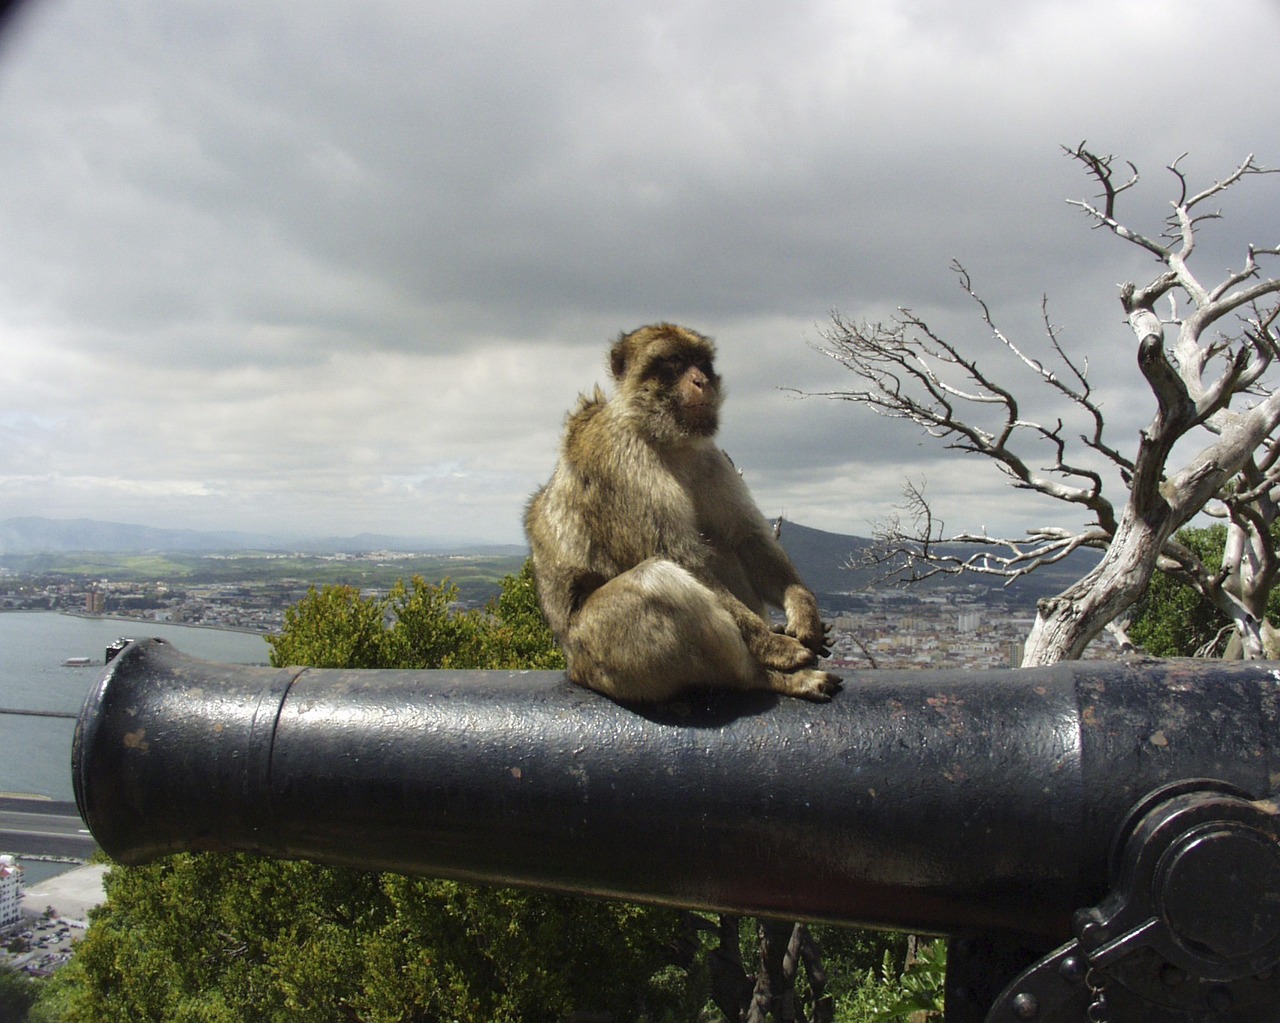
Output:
[{"xmin": 73, "ymin": 639, "xmax": 1280, "ymax": 941}]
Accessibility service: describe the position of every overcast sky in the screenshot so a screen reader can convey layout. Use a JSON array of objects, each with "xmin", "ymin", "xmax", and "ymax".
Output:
[{"xmin": 1, "ymin": 0, "xmax": 1278, "ymax": 546}]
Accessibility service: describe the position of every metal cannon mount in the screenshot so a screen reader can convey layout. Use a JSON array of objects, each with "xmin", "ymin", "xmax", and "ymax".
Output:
[{"xmin": 73, "ymin": 639, "xmax": 1280, "ymax": 1022}]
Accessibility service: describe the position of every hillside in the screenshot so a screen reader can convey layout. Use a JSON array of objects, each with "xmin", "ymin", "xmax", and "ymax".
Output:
[
  {"xmin": 0, "ymin": 516, "xmax": 524, "ymax": 557},
  {"xmin": 1, "ymin": 515, "xmax": 1096, "ymax": 609},
  {"xmin": 775, "ymin": 520, "xmax": 1099, "ymax": 608}
]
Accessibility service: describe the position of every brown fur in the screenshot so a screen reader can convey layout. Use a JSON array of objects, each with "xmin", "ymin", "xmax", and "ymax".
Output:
[{"xmin": 524, "ymin": 323, "xmax": 841, "ymax": 703}]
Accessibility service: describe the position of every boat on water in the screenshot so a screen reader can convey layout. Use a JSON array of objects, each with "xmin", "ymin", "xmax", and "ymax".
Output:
[{"xmin": 60, "ymin": 657, "xmax": 92, "ymax": 668}]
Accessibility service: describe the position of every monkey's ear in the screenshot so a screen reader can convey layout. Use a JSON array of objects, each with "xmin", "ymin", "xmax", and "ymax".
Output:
[{"xmin": 608, "ymin": 338, "xmax": 630, "ymax": 381}]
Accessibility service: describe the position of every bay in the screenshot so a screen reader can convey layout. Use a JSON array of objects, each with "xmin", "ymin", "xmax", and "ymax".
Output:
[{"xmin": 0, "ymin": 612, "xmax": 269, "ymax": 801}]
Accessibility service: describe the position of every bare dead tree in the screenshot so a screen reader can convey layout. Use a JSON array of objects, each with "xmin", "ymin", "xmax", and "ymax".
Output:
[{"xmin": 811, "ymin": 145, "xmax": 1280, "ymax": 664}]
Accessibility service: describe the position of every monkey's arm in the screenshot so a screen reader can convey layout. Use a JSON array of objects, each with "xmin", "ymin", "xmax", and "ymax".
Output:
[
  {"xmin": 523, "ymin": 480, "xmax": 612, "ymax": 641},
  {"xmin": 691, "ymin": 453, "xmax": 831, "ymax": 658},
  {"xmin": 778, "ymin": 583, "xmax": 832, "ymax": 658},
  {"xmin": 696, "ymin": 573, "xmax": 824, "ymax": 670},
  {"xmin": 726, "ymin": 528, "xmax": 831, "ymax": 658}
]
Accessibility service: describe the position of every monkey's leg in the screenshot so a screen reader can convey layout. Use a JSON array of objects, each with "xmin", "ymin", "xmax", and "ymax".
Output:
[
  {"xmin": 702, "ymin": 585, "xmax": 843, "ymax": 702},
  {"xmin": 566, "ymin": 558, "xmax": 761, "ymax": 702},
  {"xmin": 568, "ymin": 559, "xmax": 841, "ymax": 703}
]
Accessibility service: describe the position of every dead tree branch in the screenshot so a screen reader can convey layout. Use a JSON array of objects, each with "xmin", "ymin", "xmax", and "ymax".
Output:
[{"xmin": 813, "ymin": 145, "xmax": 1280, "ymax": 664}]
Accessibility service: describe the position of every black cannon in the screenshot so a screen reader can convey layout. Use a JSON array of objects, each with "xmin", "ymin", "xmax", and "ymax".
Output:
[{"xmin": 73, "ymin": 638, "xmax": 1280, "ymax": 1022}]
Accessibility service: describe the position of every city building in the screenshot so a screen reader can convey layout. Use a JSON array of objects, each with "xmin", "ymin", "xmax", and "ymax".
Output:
[{"xmin": 0, "ymin": 855, "xmax": 23, "ymax": 933}]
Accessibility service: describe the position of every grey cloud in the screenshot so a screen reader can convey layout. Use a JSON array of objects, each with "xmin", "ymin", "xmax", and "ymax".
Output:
[{"xmin": 1, "ymin": 0, "xmax": 1278, "ymax": 542}]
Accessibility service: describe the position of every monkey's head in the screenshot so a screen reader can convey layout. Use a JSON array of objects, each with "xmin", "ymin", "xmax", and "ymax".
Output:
[{"xmin": 610, "ymin": 323, "xmax": 722, "ymax": 442}]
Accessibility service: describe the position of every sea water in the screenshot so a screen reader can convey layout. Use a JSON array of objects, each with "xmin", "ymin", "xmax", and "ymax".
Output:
[{"xmin": 0, "ymin": 613, "xmax": 269, "ymax": 801}]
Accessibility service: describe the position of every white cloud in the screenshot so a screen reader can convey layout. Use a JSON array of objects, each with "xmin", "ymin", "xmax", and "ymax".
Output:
[{"xmin": 0, "ymin": 0, "xmax": 1278, "ymax": 545}]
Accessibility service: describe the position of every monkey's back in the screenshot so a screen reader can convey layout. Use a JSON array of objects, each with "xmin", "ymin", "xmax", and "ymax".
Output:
[{"xmin": 524, "ymin": 387, "xmax": 703, "ymax": 638}]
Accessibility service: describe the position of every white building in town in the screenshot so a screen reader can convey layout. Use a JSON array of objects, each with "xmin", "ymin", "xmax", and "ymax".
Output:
[{"xmin": 0, "ymin": 855, "xmax": 22, "ymax": 932}]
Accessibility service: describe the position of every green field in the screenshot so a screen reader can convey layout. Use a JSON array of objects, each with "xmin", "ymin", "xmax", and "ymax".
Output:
[{"xmin": 0, "ymin": 550, "xmax": 529, "ymax": 603}]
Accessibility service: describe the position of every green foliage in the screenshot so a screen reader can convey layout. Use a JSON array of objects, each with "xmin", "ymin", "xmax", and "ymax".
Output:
[
  {"xmin": 383, "ymin": 575, "xmax": 486, "ymax": 668},
  {"xmin": 1127, "ymin": 524, "xmax": 1227, "ymax": 656},
  {"xmin": 267, "ymin": 582, "xmax": 395, "ymax": 668},
  {"xmin": 266, "ymin": 563, "xmax": 564, "ymax": 672},
  {"xmin": 0, "ymin": 964, "xmax": 38, "ymax": 1023},
  {"xmin": 473, "ymin": 560, "xmax": 567, "ymax": 670},
  {"xmin": 1125, "ymin": 523, "xmax": 1280, "ymax": 657},
  {"xmin": 808, "ymin": 926, "xmax": 909, "ymax": 1013},
  {"xmin": 832, "ymin": 939, "xmax": 946, "ymax": 1023},
  {"xmin": 25, "ymin": 969, "xmax": 77, "ymax": 1023},
  {"xmin": 54, "ymin": 852, "xmax": 687, "ymax": 1023},
  {"xmin": 53, "ymin": 855, "xmax": 374, "ymax": 1022},
  {"xmin": 877, "ymin": 939, "xmax": 947, "ymax": 1022},
  {"xmin": 362, "ymin": 876, "xmax": 687, "ymax": 1022}
]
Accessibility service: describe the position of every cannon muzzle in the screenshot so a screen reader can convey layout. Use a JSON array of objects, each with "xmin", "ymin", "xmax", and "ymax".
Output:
[{"xmin": 73, "ymin": 640, "xmax": 1280, "ymax": 1021}]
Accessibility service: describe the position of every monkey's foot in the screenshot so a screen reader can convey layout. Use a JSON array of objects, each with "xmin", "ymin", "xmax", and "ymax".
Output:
[
  {"xmin": 754, "ymin": 631, "xmax": 819, "ymax": 671},
  {"xmin": 770, "ymin": 668, "xmax": 842, "ymax": 702}
]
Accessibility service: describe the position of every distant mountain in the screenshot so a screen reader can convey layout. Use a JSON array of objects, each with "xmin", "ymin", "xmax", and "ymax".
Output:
[
  {"xmin": 0, "ymin": 517, "xmax": 275, "ymax": 554},
  {"xmin": 0, "ymin": 517, "xmax": 524, "ymax": 556},
  {"xmin": 290, "ymin": 533, "xmax": 526, "ymax": 556},
  {"xmin": 774, "ymin": 519, "xmax": 1099, "ymax": 608},
  {"xmin": 0, "ymin": 515, "xmax": 1096, "ymax": 605},
  {"xmin": 773, "ymin": 520, "xmax": 873, "ymax": 594}
]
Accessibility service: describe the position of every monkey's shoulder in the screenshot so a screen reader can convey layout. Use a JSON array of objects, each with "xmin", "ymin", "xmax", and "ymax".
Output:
[
  {"xmin": 564, "ymin": 385, "xmax": 608, "ymax": 427},
  {"xmin": 560, "ymin": 391, "xmax": 659, "ymax": 466},
  {"xmin": 557, "ymin": 388, "xmax": 608, "ymax": 457}
]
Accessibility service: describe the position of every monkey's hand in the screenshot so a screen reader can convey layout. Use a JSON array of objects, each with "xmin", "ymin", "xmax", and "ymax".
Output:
[
  {"xmin": 775, "ymin": 619, "xmax": 832, "ymax": 658},
  {"xmin": 781, "ymin": 586, "xmax": 832, "ymax": 658}
]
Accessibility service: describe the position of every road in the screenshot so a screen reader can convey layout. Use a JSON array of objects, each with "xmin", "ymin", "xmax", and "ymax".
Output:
[{"xmin": 0, "ymin": 798, "xmax": 96, "ymax": 857}]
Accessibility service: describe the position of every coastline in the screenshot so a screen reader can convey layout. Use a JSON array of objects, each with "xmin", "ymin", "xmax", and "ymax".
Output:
[
  {"xmin": 0, "ymin": 614, "xmax": 270, "ymax": 806},
  {"xmin": 59, "ymin": 610, "xmax": 270, "ymax": 637}
]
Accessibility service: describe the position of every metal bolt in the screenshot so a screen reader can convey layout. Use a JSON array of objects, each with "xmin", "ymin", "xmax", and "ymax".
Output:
[
  {"xmin": 1011, "ymin": 992, "xmax": 1038, "ymax": 1019},
  {"xmin": 1159, "ymin": 962, "xmax": 1185, "ymax": 986},
  {"xmin": 1206, "ymin": 986, "xmax": 1233, "ymax": 1013}
]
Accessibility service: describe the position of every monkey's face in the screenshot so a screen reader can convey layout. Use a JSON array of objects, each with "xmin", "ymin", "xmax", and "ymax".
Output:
[
  {"xmin": 610, "ymin": 323, "xmax": 723, "ymax": 442},
  {"xmin": 661, "ymin": 354, "xmax": 720, "ymax": 437}
]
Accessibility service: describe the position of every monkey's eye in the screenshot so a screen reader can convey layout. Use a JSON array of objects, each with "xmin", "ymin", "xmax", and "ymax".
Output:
[{"xmin": 650, "ymin": 355, "xmax": 685, "ymax": 380}]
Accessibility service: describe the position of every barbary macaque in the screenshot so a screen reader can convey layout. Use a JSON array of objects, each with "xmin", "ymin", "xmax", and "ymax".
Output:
[{"xmin": 524, "ymin": 323, "xmax": 841, "ymax": 703}]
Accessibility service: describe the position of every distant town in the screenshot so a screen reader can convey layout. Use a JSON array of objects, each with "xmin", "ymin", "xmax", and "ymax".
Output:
[
  {"xmin": 825, "ymin": 587, "xmax": 1120, "ymax": 671},
  {"xmin": 0, "ymin": 547, "xmax": 530, "ymax": 635},
  {"xmin": 0, "ymin": 552, "xmax": 1119, "ymax": 671},
  {"xmin": 3, "ymin": 566, "xmax": 305, "ymax": 634}
]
